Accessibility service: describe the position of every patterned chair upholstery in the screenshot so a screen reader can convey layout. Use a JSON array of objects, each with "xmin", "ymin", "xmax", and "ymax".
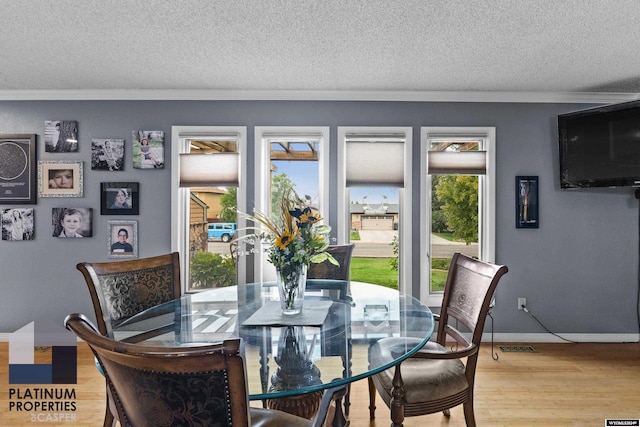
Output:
[
  {"xmin": 76, "ymin": 252, "xmax": 181, "ymax": 338},
  {"xmin": 76, "ymin": 252, "xmax": 181, "ymax": 427},
  {"xmin": 307, "ymin": 244, "xmax": 355, "ymax": 282},
  {"xmin": 64, "ymin": 313, "xmax": 341, "ymax": 427}
]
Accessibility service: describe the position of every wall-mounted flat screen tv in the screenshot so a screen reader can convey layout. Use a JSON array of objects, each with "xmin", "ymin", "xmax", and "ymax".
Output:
[{"xmin": 559, "ymin": 100, "xmax": 640, "ymax": 189}]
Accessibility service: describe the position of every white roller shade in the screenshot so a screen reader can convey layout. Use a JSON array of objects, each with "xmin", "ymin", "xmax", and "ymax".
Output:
[
  {"xmin": 428, "ymin": 151, "xmax": 487, "ymax": 175},
  {"xmin": 179, "ymin": 152, "xmax": 240, "ymax": 187},
  {"xmin": 345, "ymin": 141, "xmax": 405, "ymax": 187}
]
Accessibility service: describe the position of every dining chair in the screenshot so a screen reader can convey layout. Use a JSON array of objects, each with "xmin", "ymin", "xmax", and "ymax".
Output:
[
  {"xmin": 368, "ymin": 252, "xmax": 508, "ymax": 427},
  {"xmin": 76, "ymin": 252, "xmax": 181, "ymax": 427},
  {"xmin": 65, "ymin": 313, "xmax": 342, "ymax": 427},
  {"xmin": 307, "ymin": 243, "xmax": 355, "ymax": 282},
  {"xmin": 76, "ymin": 252, "xmax": 181, "ymax": 338}
]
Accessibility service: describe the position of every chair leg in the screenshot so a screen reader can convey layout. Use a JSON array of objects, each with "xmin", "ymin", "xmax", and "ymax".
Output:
[
  {"xmin": 463, "ymin": 399, "xmax": 476, "ymax": 427},
  {"xmin": 367, "ymin": 377, "xmax": 376, "ymax": 419},
  {"xmin": 344, "ymin": 383, "xmax": 351, "ymax": 416},
  {"xmin": 443, "ymin": 408, "xmax": 450, "ymax": 417},
  {"xmin": 103, "ymin": 403, "xmax": 115, "ymax": 427}
]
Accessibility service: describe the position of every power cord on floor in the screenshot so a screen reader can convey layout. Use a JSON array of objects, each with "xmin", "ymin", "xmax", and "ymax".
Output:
[{"xmin": 521, "ymin": 306, "xmax": 577, "ymax": 344}]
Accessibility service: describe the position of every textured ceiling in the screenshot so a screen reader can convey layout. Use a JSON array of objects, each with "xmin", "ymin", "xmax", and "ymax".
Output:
[{"xmin": 1, "ymin": 0, "xmax": 639, "ymax": 100}]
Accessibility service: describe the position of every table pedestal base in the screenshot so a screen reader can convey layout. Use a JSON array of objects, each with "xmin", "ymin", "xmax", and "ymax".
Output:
[{"xmin": 266, "ymin": 391, "xmax": 323, "ymax": 419}]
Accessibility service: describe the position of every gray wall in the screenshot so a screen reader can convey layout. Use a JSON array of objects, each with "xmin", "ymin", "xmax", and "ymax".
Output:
[{"xmin": 1, "ymin": 100, "xmax": 637, "ymax": 338}]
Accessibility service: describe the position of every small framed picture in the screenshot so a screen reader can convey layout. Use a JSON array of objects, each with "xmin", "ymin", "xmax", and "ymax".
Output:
[
  {"xmin": 108, "ymin": 220, "xmax": 138, "ymax": 258},
  {"xmin": 92, "ymin": 139, "xmax": 125, "ymax": 171},
  {"xmin": 38, "ymin": 161, "xmax": 83, "ymax": 197},
  {"xmin": 2, "ymin": 208, "xmax": 35, "ymax": 241},
  {"xmin": 101, "ymin": 182, "xmax": 139, "ymax": 215},
  {"xmin": 516, "ymin": 176, "xmax": 539, "ymax": 229},
  {"xmin": 52, "ymin": 207, "xmax": 93, "ymax": 238},
  {"xmin": 132, "ymin": 130, "xmax": 164, "ymax": 169},
  {"xmin": 0, "ymin": 134, "xmax": 37, "ymax": 204},
  {"xmin": 44, "ymin": 120, "xmax": 78, "ymax": 153}
]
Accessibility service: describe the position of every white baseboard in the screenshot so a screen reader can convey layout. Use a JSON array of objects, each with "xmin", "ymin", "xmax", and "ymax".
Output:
[{"xmin": 484, "ymin": 333, "xmax": 640, "ymax": 343}]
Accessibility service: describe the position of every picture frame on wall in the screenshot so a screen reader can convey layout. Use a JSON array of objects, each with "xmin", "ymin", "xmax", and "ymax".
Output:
[
  {"xmin": 2, "ymin": 208, "xmax": 35, "ymax": 241},
  {"xmin": 516, "ymin": 175, "xmax": 539, "ymax": 229},
  {"xmin": 44, "ymin": 120, "xmax": 78, "ymax": 153},
  {"xmin": 107, "ymin": 219, "xmax": 138, "ymax": 259},
  {"xmin": 38, "ymin": 161, "xmax": 84, "ymax": 197},
  {"xmin": 52, "ymin": 207, "xmax": 93, "ymax": 238},
  {"xmin": 132, "ymin": 130, "xmax": 164, "ymax": 169},
  {"xmin": 91, "ymin": 138, "xmax": 125, "ymax": 171},
  {"xmin": 0, "ymin": 134, "xmax": 37, "ymax": 204},
  {"xmin": 101, "ymin": 182, "xmax": 139, "ymax": 215}
]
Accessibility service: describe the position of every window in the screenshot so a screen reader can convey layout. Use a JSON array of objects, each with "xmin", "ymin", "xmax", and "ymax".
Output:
[
  {"xmin": 171, "ymin": 126, "xmax": 247, "ymax": 292},
  {"xmin": 337, "ymin": 127, "xmax": 412, "ymax": 293},
  {"xmin": 420, "ymin": 127, "xmax": 495, "ymax": 305},
  {"xmin": 253, "ymin": 127, "xmax": 330, "ymax": 281}
]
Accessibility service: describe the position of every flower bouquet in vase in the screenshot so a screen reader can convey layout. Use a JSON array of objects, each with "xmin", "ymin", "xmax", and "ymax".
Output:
[{"xmin": 240, "ymin": 189, "xmax": 337, "ymax": 314}]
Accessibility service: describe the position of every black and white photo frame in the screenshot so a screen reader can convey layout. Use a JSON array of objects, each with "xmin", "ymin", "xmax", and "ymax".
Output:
[
  {"xmin": 52, "ymin": 207, "xmax": 93, "ymax": 238},
  {"xmin": 44, "ymin": 120, "xmax": 78, "ymax": 153},
  {"xmin": 2, "ymin": 208, "xmax": 35, "ymax": 241},
  {"xmin": 101, "ymin": 182, "xmax": 139, "ymax": 215},
  {"xmin": 92, "ymin": 139, "xmax": 125, "ymax": 171}
]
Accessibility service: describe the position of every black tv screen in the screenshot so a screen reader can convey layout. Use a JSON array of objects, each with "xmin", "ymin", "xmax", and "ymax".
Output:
[{"xmin": 559, "ymin": 100, "xmax": 640, "ymax": 189}]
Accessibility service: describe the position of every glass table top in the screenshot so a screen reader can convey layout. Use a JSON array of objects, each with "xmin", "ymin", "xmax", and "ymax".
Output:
[{"xmin": 112, "ymin": 280, "xmax": 434, "ymax": 400}]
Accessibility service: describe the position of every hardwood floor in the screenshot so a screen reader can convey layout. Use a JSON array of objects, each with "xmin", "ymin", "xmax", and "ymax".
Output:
[{"xmin": 1, "ymin": 342, "xmax": 639, "ymax": 426}]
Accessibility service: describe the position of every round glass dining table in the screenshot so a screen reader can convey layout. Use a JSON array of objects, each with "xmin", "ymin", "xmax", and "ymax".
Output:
[{"xmin": 112, "ymin": 280, "xmax": 433, "ymax": 422}]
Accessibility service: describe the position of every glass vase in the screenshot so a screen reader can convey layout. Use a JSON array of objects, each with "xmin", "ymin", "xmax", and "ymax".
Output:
[{"xmin": 276, "ymin": 263, "xmax": 307, "ymax": 315}]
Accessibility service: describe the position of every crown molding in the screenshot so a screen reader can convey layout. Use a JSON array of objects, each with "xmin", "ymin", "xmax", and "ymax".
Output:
[{"xmin": 0, "ymin": 89, "xmax": 638, "ymax": 104}]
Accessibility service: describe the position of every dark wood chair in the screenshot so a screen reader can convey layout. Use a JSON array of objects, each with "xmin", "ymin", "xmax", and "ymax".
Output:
[
  {"xmin": 307, "ymin": 243, "xmax": 355, "ymax": 282},
  {"xmin": 65, "ymin": 313, "xmax": 341, "ymax": 427},
  {"xmin": 76, "ymin": 252, "xmax": 181, "ymax": 338},
  {"xmin": 306, "ymin": 243, "xmax": 356, "ymax": 416},
  {"xmin": 76, "ymin": 252, "xmax": 181, "ymax": 427},
  {"xmin": 368, "ymin": 252, "xmax": 508, "ymax": 427}
]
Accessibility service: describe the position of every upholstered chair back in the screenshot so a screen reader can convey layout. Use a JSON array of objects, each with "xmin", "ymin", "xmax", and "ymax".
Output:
[
  {"xmin": 76, "ymin": 252, "xmax": 181, "ymax": 337},
  {"xmin": 307, "ymin": 244, "xmax": 355, "ymax": 281}
]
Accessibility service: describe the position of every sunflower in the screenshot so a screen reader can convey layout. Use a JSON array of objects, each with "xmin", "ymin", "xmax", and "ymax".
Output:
[{"xmin": 275, "ymin": 231, "xmax": 295, "ymax": 249}]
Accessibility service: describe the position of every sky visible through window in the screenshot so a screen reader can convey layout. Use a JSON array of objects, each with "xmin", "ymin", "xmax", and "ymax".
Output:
[{"xmin": 273, "ymin": 160, "xmax": 399, "ymax": 205}]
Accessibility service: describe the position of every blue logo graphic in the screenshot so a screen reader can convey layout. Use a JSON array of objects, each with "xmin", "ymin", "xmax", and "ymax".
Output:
[{"xmin": 9, "ymin": 321, "xmax": 77, "ymax": 384}]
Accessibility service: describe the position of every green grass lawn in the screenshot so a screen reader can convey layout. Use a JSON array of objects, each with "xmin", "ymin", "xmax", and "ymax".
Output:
[
  {"xmin": 350, "ymin": 257, "xmax": 398, "ymax": 289},
  {"xmin": 350, "ymin": 257, "xmax": 449, "ymax": 291}
]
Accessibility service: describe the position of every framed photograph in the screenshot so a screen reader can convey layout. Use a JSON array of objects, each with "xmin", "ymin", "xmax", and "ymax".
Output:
[
  {"xmin": 2, "ymin": 208, "xmax": 35, "ymax": 241},
  {"xmin": 132, "ymin": 130, "xmax": 164, "ymax": 169},
  {"xmin": 44, "ymin": 120, "xmax": 78, "ymax": 153},
  {"xmin": 91, "ymin": 139, "xmax": 125, "ymax": 171},
  {"xmin": 101, "ymin": 182, "xmax": 139, "ymax": 215},
  {"xmin": 38, "ymin": 161, "xmax": 83, "ymax": 197},
  {"xmin": 52, "ymin": 207, "xmax": 93, "ymax": 238},
  {"xmin": 0, "ymin": 134, "xmax": 37, "ymax": 204},
  {"xmin": 107, "ymin": 220, "xmax": 138, "ymax": 258},
  {"xmin": 516, "ymin": 176, "xmax": 539, "ymax": 229}
]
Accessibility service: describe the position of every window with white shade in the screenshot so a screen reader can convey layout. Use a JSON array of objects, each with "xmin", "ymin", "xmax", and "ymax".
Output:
[
  {"xmin": 337, "ymin": 127, "xmax": 412, "ymax": 294},
  {"xmin": 420, "ymin": 127, "xmax": 495, "ymax": 306},
  {"xmin": 254, "ymin": 127, "xmax": 330, "ymax": 282},
  {"xmin": 171, "ymin": 126, "xmax": 247, "ymax": 292}
]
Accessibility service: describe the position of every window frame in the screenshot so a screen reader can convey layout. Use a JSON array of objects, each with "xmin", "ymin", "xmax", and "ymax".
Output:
[
  {"xmin": 253, "ymin": 126, "xmax": 330, "ymax": 281},
  {"xmin": 171, "ymin": 126, "xmax": 248, "ymax": 292},
  {"xmin": 420, "ymin": 126, "xmax": 496, "ymax": 306},
  {"xmin": 337, "ymin": 126, "xmax": 413, "ymax": 294}
]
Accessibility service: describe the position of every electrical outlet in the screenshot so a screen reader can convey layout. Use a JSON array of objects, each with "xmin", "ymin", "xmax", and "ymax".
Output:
[{"xmin": 518, "ymin": 298, "xmax": 527, "ymax": 310}]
